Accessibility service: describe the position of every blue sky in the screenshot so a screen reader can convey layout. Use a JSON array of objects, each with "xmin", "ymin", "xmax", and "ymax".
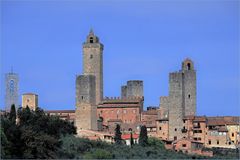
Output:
[{"xmin": 1, "ymin": 0, "xmax": 239, "ymax": 116}]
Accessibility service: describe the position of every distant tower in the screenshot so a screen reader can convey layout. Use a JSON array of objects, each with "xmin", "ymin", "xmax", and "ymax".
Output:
[
  {"xmin": 75, "ymin": 75, "xmax": 98, "ymax": 131},
  {"xmin": 82, "ymin": 29, "xmax": 104, "ymax": 105},
  {"xmin": 161, "ymin": 58, "xmax": 196, "ymax": 141},
  {"xmin": 126, "ymin": 80, "xmax": 143, "ymax": 98},
  {"xmin": 5, "ymin": 72, "xmax": 19, "ymax": 112},
  {"xmin": 22, "ymin": 93, "xmax": 38, "ymax": 111}
]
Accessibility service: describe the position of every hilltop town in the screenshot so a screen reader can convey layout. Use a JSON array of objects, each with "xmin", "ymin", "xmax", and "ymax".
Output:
[{"xmin": 3, "ymin": 30, "xmax": 240, "ymax": 157}]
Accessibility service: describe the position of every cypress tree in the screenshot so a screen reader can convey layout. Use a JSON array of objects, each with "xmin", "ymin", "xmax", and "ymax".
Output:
[
  {"xmin": 139, "ymin": 125, "xmax": 148, "ymax": 146},
  {"xmin": 130, "ymin": 132, "xmax": 134, "ymax": 147},
  {"xmin": 114, "ymin": 124, "xmax": 122, "ymax": 145},
  {"xmin": 9, "ymin": 104, "xmax": 16, "ymax": 122}
]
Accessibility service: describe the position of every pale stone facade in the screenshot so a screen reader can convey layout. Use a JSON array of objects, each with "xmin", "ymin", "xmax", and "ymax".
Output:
[{"xmin": 22, "ymin": 93, "xmax": 38, "ymax": 111}]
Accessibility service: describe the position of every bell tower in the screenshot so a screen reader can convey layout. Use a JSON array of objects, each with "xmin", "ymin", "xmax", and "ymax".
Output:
[{"xmin": 82, "ymin": 29, "xmax": 103, "ymax": 105}]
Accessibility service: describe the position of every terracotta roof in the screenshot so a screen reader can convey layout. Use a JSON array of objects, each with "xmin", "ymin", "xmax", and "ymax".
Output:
[
  {"xmin": 207, "ymin": 116, "xmax": 240, "ymax": 126},
  {"xmin": 142, "ymin": 110, "xmax": 158, "ymax": 115},
  {"xmin": 183, "ymin": 116, "xmax": 206, "ymax": 121},
  {"xmin": 121, "ymin": 134, "xmax": 139, "ymax": 140},
  {"xmin": 45, "ymin": 110, "xmax": 75, "ymax": 113}
]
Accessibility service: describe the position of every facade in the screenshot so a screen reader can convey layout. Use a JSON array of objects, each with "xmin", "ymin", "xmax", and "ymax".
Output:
[
  {"xmin": 5, "ymin": 72, "xmax": 19, "ymax": 112},
  {"xmin": 22, "ymin": 93, "xmax": 38, "ymax": 111},
  {"xmin": 97, "ymin": 97, "xmax": 143, "ymax": 132}
]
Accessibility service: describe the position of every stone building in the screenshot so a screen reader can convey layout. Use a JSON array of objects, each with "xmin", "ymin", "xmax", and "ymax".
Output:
[
  {"xmin": 158, "ymin": 58, "xmax": 196, "ymax": 141},
  {"xmin": 22, "ymin": 93, "xmax": 38, "ymax": 111},
  {"xmin": 82, "ymin": 29, "xmax": 103, "ymax": 105},
  {"xmin": 121, "ymin": 80, "xmax": 143, "ymax": 99},
  {"xmin": 75, "ymin": 75, "xmax": 98, "ymax": 132},
  {"xmin": 5, "ymin": 72, "xmax": 19, "ymax": 112}
]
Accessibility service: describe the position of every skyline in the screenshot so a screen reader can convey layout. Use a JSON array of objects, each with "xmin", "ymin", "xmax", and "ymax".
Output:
[{"xmin": 1, "ymin": 1, "xmax": 239, "ymax": 116}]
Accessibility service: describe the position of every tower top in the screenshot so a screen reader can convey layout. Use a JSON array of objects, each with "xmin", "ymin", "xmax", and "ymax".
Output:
[
  {"xmin": 182, "ymin": 58, "xmax": 194, "ymax": 71},
  {"xmin": 85, "ymin": 28, "xmax": 99, "ymax": 43}
]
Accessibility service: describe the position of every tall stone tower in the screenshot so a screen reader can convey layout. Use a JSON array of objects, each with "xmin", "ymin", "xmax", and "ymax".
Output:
[
  {"xmin": 5, "ymin": 72, "xmax": 19, "ymax": 112},
  {"xmin": 75, "ymin": 75, "xmax": 98, "ymax": 131},
  {"xmin": 82, "ymin": 29, "xmax": 104, "ymax": 105},
  {"xmin": 160, "ymin": 58, "xmax": 196, "ymax": 141}
]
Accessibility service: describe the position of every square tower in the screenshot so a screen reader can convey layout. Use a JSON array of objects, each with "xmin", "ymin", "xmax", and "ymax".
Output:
[
  {"xmin": 5, "ymin": 72, "xmax": 19, "ymax": 112},
  {"xmin": 82, "ymin": 29, "xmax": 104, "ymax": 105},
  {"xmin": 22, "ymin": 93, "xmax": 38, "ymax": 111},
  {"xmin": 75, "ymin": 75, "xmax": 98, "ymax": 131}
]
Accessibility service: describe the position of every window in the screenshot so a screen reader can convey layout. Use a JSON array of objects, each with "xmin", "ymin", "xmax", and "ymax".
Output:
[
  {"xmin": 175, "ymin": 128, "xmax": 177, "ymax": 131},
  {"xmin": 232, "ymin": 133, "xmax": 234, "ymax": 137},
  {"xmin": 182, "ymin": 144, "xmax": 186, "ymax": 147},
  {"xmin": 187, "ymin": 63, "xmax": 191, "ymax": 70},
  {"xmin": 159, "ymin": 127, "xmax": 162, "ymax": 130},
  {"xmin": 217, "ymin": 140, "xmax": 219, "ymax": 145},
  {"xmin": 208, "ymin": 140, "xmax": 211, "ymax": 145},
  {"xmin": 90, "ymin": 54, "xmax": 93, "ymax": 59},
  {"xmin": 90, "ymin": 37, "xmax": 93, "ymax": 43},
  {"xmin": 188, "ymin": 94, "xmax": 190, "ymax": 98},
  {"xmin": 183, "ymin": 120, "xmax": 186, "ymax": 123},
  {"xmin": 81, "ymin": 96, "xmax": 84, "ymax": 100},
  {"xmin": 174, "ymin": 136, "xmax": 177, "ymax": 140}
]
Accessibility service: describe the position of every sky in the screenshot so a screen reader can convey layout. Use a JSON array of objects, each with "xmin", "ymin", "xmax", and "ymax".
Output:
[{"xmin": 0, "ymin": 0, "xmax": 239, "ymax": 116}]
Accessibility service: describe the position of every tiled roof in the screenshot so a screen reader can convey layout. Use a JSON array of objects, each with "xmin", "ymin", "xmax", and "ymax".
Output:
[
  {"xmin": 45, "ymin": 110, "xmax": 75, "ymax": 113},
  {"xmin": 207, "ymin": 116, "xmax": 240, "ymax": 126},
  {"xmin": 121, "ymin": 134, "xmax": 139, "ymax": 140}
]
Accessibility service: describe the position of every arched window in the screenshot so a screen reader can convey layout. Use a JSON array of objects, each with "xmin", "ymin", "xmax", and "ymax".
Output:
[
  {"xmin": 90, "ymin": 37, "xmax": 94, "ymax": 43},
  {"xmin": 187, "ymin": 63, "xmax": 191, "ymax": 70}
]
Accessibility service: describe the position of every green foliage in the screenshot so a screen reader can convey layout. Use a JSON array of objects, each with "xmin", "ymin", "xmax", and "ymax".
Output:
[
  {"xmin": 1, "ymin": 106, "xmax": 76, "ymax": 159},
  {"xmin": 139, "ymin": 125, "xmax": 148, "ymax": 146},
  {"xmin": 130, "ymin": 132, "xmax": 134, "ymax": 147},
  {"xmin": 114, "ymin": 124, "xmax": 122, "ymax": 145},
  {"xmin": 9, "ymin": 104, "xmax": 16, "ymax": 122},
  {"xmin": 84, "ymin": 149, "xmax": 113, "ymax": 159},
  {"xmin": 58, "ymin": 134, "xmax": 204, "ymax": 159}
]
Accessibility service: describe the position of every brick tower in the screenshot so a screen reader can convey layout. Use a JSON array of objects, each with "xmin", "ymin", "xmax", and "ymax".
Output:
[{"xmin": 82, "ymin": 29, "xmax": 104, "ymax": 105}]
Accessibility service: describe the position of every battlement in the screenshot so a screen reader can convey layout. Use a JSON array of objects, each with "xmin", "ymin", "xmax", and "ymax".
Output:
[{"xmin": 102, "ymin": 96, "xmax": 144, "ymax": 103}]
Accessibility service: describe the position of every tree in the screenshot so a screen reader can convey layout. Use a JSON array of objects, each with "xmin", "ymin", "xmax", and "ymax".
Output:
[
  {"xmin": 130, "ymin": 132, "xmax": 134, "ymax": 147},
  {"xmin": 9, "ymin": 104, "xmax": 16, "ymax": 122},
  {"xmin": 139, "ymin": 125, "xmax": 148, "ymax": 146},
  {"xmin": 114, "ymin": 124, "xmax": 122, "ymax": 145}
]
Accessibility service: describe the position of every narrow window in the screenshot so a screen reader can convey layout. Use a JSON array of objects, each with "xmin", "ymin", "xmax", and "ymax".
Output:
[
  {"xmin": 187, "ymin": 63, "xmax": 191, "ymax": 70},
  {"xmin": 159, "ymin": 127, "xmax": 162, "ymax": 130},
  {"xmin": 175, "ymin": 128, "xmax": 177, "ymax": 131},
  {"xmin": 81, "ymin": 96, "xmax": 84, "ymax": 100},
  {"xmin": 90, "ymin": 37, "xmax": 93, "ymax": 43},
  {"xmin": 174, "ymin": 136, "xmax": 177, "ymax": 140},
  {"xmin": 188, "ymin": 94, "xmax": 190, "ymax": 98},
  {"xmin": 208, "ymin": 140, "xmax": 211, "ymax": 145},
  {"xmin": 90, "ymin": 54, "xmax": 93, "ymax": 59},
  {"xmin": 217, "ymin": 140, "xmax": 219, "ymax": 145},
  {"xmin": 232, "ymin": 133, "xmax": 234, "ymax": 137}
]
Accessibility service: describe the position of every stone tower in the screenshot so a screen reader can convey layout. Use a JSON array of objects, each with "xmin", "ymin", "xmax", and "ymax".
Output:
[
  {"xmin": 22, "ymin": 93, "xmax": 38, "ymax": 111},
  {"xmin": 82, "ymin": 29, "xmax": 104, "ymax": 105},
  {"xmin": 75, "ymin": 75, "xmax": 98, "ymax": 131},
  {"xmin": 126, "ymin": 80, "xmax": 143, "ymax": 98},
  {"xmin": 160, "ymin": 58, "xmax": 196, "ymax": 141},
  {"xmin": 5, "ymin": 72, "xmax": 19, "ymax": 112}
]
